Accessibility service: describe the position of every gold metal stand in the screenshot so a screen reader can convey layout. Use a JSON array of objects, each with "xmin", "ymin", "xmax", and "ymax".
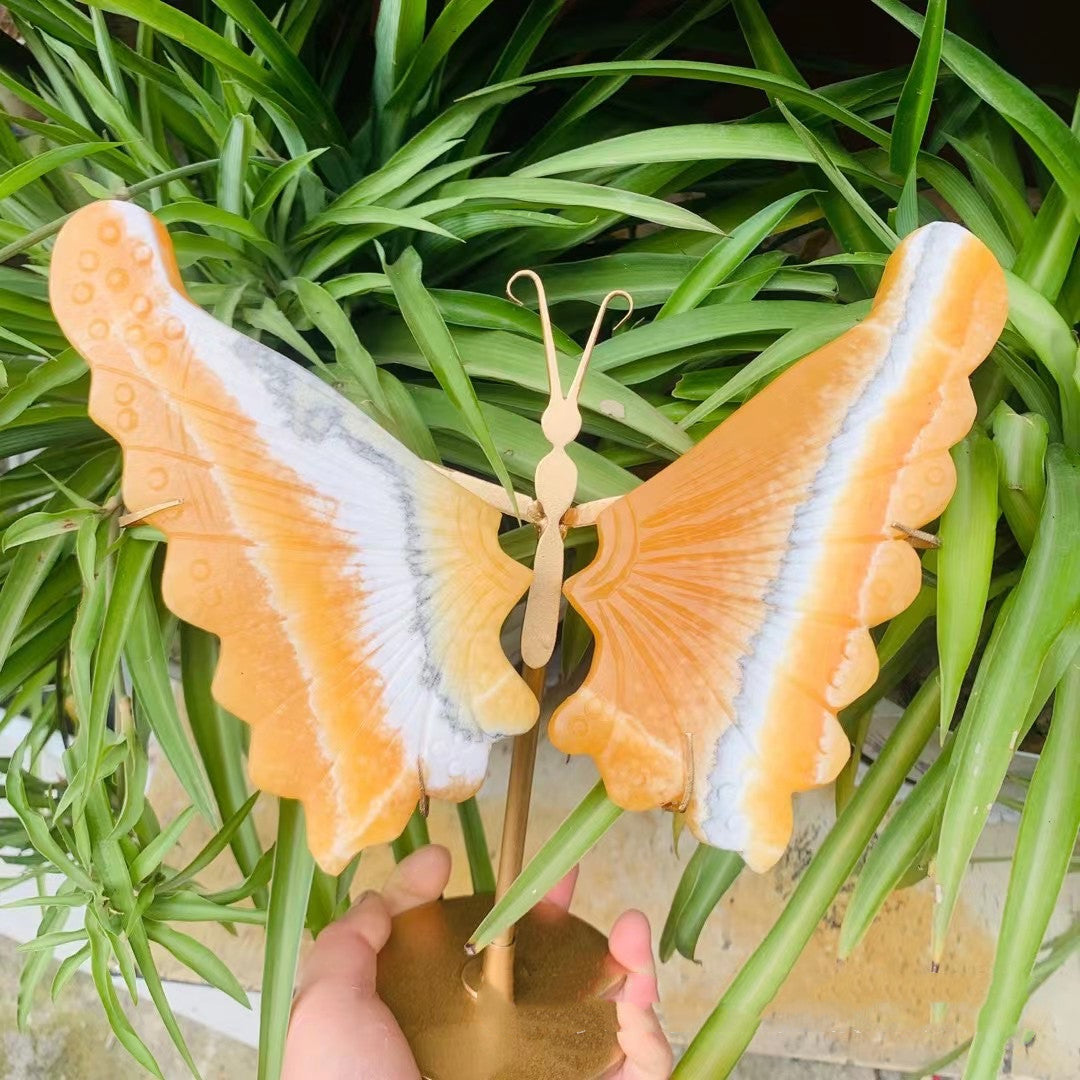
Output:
[
  {"xmin": 480, "ymin": 664, "xmax": 544, "ymax": 1000},
  {"xmin": 376, "ymin": 666, "xmax": 623, "ymax": 1079}
]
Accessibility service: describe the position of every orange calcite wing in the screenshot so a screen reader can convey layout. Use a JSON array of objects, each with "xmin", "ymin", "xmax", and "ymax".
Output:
[
  {"xmin": 50, "ymin": 201, "xmax": 537, "ymax": 873},
  {"xmin": 551, "ymin": 222, "xmax": 1008, "ymax": 872}
]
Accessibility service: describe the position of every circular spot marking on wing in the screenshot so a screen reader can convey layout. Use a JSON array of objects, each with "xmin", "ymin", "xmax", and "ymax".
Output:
[
  {"xmin": 569, "ymin": 716, "xmax": 590, "ymax": 739},
  {"xmin": 98, "ymin": 221, "xmax": 121, "ymax": 245},
  {"xmin": 71, "ymin": 282, "xmax": 93, "ymax": 304},
  {"xmin": 78, "ymin": 251, "xmax": 99, "ymax": 272},
  {"xmin": 132, "ymin": 243, "xmax": 152, "ymax": 265},
  {"xmin": 131, "ymin": 295, "xmax": 152, "ymax": 317},
  {"xmin": 191, "ymin": 559, "xmax": 211, "ymax": 582},
  {"xmin": 88, "ymin": 320, "xmax": 109, "ymax": 340},
  {"xmin": 106, "ymin": 268, "xmax": 129, "ymax": 291},
  {"xmin": 114, "ymin": 383, "xmax": 135, "ymax": 405},
  {"xmin": 147, "ymin": 467, "xmax": 168, "ymax": 491},
  {"xmin": 117, "ymin": 408, "xmax": 138, "ymax": 431},
  {"xmin": 163, "ymin": 316, "xmax": 185, "ymax": 340}
]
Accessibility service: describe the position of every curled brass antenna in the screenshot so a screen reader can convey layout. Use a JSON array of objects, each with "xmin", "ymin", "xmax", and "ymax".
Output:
[{"xmin": 506, "ymin": 270, "xmax": 633, "ymax": 408}]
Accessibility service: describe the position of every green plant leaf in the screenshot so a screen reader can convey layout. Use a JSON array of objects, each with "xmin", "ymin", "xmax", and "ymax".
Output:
[
  {"xmin": 381, "ymin": 246, "xmax": 518, "ymax": 504},
  {"xmin": 125, "ymin": 583, "xmax": 217, "ymax": 824},
  {"xmin": 1005, "ymin": 272, "xmax": 1080, "ymax": 449},
  {"xmin": 441, "ymin": 177, "xmax": 723, "ymax": 235},
  {"xmin": 130, "ymin": 806, "xmax": 197, "ymax": 883},
  {"xmin": 456, "ymin": 797, "xmax": 496, "ymax": 894},
  {"xmin": 390, "ymin": 807, "xmax": 430, "ymax": 862},
  {"xmin": 659, "ymin": 845, "xmax": 743, "ymax": 963},
  {"xmin": 776, "ymin": 101, "xmax": 898, "ymax": 251},
  {"xmin": 286, "ymin": 278, "xmax": 388, "ymax": 409},
  {"xmin": 838, "ymin": 740, "xmax": 952, "ymax": 958},
  {"xmin": 873, "ymin": 0, "xmax": 1080, "ymax": 219},
  {"xmin": 258, "ymin": 800, "xmax": 314, "ymax": 1080},
  {"xmin": 180, "ymin": 625, "xmax": 263, "ymax": 889},
  {"xmin": 0, "ymin": 141, "xmax": 119, "ymax": 200},
  {"xmin": 933, "ymin": 447, "xmax": 1080, "ymax": 961},
  {"xmin": 145, "ymin": 920, "xmax": 251, "ymax": 1007},
  {"xmin": 80, "ymin": 536, "xmax": 157, "ymax": 807},
  {"xmin": 991, "ymin": 404, "xmax": 1049, "ymax": 553},
  {"xmin": 889, "ymin": 0, "xmax": 946, "ymax": 176},
  {"xmin": 657, "ymin": 189, "xmax": 814, "ymax": 320},
  {"xmin": 964, "ymin": 659, "xmax": 1080, "ymax": 1076},
  {"xmin": 937, "ymin": 428, "xmax": 999, "ymax": 737},
  {"xmin": 467, "ymin": 782, "xmax": 621, "ymax": 953},
  {"xmin": 2, "ymin": 508, "xmax": 98, "ymax": 551}
]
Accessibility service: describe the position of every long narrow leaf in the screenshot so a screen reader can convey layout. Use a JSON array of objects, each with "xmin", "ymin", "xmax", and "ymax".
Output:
[
  {"xmin": 964, "ymin": 660, "xmax": 1080, "ymax": 1077},
  {"xmin": 258, "ymin": 800, "xmax": 314, "ymax": 1080},
  {"xmin": 933, "ymin": 447, "xmax": 1080, "ymax": 960}
]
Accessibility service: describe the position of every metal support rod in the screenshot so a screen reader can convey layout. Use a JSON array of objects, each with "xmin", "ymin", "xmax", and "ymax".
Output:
[{"xmin": 481, "ymin": 663, "xmax": 546, "ymax": 1001}]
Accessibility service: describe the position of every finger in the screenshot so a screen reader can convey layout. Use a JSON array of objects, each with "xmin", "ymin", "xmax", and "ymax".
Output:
[
  {"xmin": 294, "ymin": 890, "xmax": 390, "ymax": 997},
  {"xmin": 285, "ymin": 891, "xmax": 421, "ymax": 1080},
  {"xmin": 608, "ymin": 910, "xmax": 660, "ymax": 1008},
  {"xmin": 285, "ymin": 992, "xmax": 419, "ymax": 1080},
  {"xmin": 615, "ymin": 1002, "xmax": 673, "ymax": 1080},
  {"xmin": 542, "ymin": 864, "xmax": 579, "ymax": 911},
  {"xmin": 608, "ymin": 910, "xmax": 672, "ymax": 1079},
  {"xmin": 382, "ymin": 843, "xmax": 452, "ymax": 916}
]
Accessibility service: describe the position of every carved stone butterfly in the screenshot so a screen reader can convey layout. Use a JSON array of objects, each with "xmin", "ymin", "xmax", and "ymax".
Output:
[{"xmin": 50, "ymin": 202, "xmax": 1007, "ymax": 873}]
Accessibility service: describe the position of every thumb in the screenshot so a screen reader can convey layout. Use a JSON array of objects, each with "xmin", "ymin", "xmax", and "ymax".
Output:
[{"xmin": 284, "ymin": 891, "xmax": 420, "ymax": 1080}]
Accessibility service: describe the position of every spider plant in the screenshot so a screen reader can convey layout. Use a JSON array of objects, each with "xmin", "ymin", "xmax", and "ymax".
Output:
[{"xmin": 0, "ymin": 2, "xmax": 1075, "ymax": 1078}]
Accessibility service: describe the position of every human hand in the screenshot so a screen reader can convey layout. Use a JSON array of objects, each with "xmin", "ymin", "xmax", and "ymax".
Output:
[{"xmin": 283, "ymin": 845, "xmax": 673, "ymax": 1080}]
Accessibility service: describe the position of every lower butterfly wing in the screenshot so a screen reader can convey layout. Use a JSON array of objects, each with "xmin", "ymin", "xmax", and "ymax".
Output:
[
  {"xmin": 551, "ymin": 222, "xmax": 1008, "ymax": 872},
  {"xmin": 51, "ymin": 201, "xmax": 536, "ymax": 873}
]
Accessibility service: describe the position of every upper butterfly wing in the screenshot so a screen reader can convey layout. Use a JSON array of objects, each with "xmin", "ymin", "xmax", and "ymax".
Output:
[
  {"xmin": 51, "ymin": 201, "xmax": 537, "ymax": 873},
  {"xmin": 550, "ymin": 221, "xmax": 1008, "ymax": 872}
]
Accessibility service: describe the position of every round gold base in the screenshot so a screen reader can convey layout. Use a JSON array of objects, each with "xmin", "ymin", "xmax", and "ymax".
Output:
[{"xmin": 376, "ymin": 893, "xmax": 624, "ymax": 1080}]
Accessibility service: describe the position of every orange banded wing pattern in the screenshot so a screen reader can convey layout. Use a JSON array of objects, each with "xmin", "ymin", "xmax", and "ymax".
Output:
[
  {"xmin": 50, "ymin": 201, "xmax": 537, "ymax": 873},
  {"xmin": 551, "ymin": 222, "xmax": 1008, "ymax": 872}
]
